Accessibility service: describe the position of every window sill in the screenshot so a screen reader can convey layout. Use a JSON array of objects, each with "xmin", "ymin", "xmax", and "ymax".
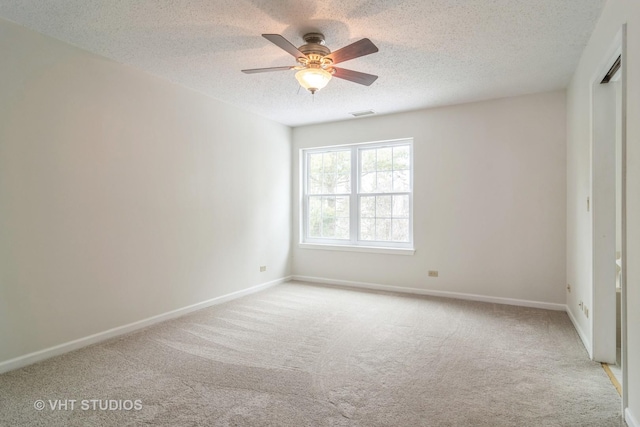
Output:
[{"xmin": 299, "ymin": 243, "xmax": 415, "ymax": 256}]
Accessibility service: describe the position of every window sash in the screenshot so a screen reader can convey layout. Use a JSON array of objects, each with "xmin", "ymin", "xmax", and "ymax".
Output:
[
  {"xmin": 302, "ymin": 139, "xmax": 413, "ymax": 248},
  {"xmin": 357, "ymin": 192, "xmax": 412, "ymax": 243}
]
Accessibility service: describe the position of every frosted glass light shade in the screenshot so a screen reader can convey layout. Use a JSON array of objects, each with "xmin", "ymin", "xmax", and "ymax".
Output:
[{"xmin": 295, "ymin": 68, "xmax": 332, "ymax": 93}]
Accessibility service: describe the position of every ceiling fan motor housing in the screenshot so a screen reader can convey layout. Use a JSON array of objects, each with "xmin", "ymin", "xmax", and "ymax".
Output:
[{"xmin": 298, "ymin": 33, "xmax": 331, "ymax": 58}]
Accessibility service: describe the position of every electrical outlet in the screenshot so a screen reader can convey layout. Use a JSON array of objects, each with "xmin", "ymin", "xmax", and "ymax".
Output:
[
  {"xmin": 260, "ymin": 266, "xmax": 266, "ymax": 272},
  {"xmin": 428, "ymin": 270, "xmax": 438, "ymax": 277},
  {"xmin": 567, "ymin": 284, "xmax": 571, "ymax": 293}
]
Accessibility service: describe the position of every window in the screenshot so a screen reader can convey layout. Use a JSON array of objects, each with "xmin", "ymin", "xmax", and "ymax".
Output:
[{"xmin": 302, "ymin": 139, "xmax": 413, "ymax": 251}]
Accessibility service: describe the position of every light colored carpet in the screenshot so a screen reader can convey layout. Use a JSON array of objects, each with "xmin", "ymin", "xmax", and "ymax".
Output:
[{"xmin": 0, "ymin": 281, "xmax": 623, "ymax": 426}]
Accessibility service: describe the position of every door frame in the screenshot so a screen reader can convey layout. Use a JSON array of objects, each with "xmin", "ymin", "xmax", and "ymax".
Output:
[{"xmin": 589, "ymin": 24, "xmax": 627, "ymax": 409}]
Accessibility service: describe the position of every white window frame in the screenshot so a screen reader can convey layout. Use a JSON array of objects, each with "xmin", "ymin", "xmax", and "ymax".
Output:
[{"xmin": 300, "ymin": 138, "xmax": 414, "ymax": 254}]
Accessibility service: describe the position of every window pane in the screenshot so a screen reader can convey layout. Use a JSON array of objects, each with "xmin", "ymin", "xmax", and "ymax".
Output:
[
  {"xmin": 376, "ymin": 195, "xmax": 392, "ymax": 218},
  {"xmin": 307, "ymin": 196, "xmax": 350, "ymax": 240},
  {"xmin": 358, "ymin": 195, "xmax": 409, "ymax": 243},
  {"xmin": 360, "ymin": 196, "xmax": 376, "ymax": 218},
  {"xmin": 307, "ymin": 150, "xmax": 351, "ymax": 196},
  {"xmin": 336, "ymin": 217, "xmax": 349, "ymax": 240},
  {"xmin": 323, "ymin": 173, "xmax": 337, "ymax": 194},
  {"xmin": 309, "ymin": 153, "xmax": 323, "ymax": 174},
  {"xmin": 360, "ymin": 172, "xmax": 376, "ymax": 193},
  {"xmin": 337, "ymin": 151, "xmax": 351, "ymax": 174},
  {"xmin": 336, "ymin": 173, "xmax": 350, "ymax": 194},
  {"xmin": 336, "ymin": 196, "xmax": 350, "ymax": 217},
  {"xmin": 392, "ymin": 219, "xmax": 409, "ymax": 242},
  {"xmin": 359, "ymin": 146, "xmax": 408, "ymax": 194},
  {"xmin": 322, "ymin": 197, "xmax": 336, "ymax": 218},
  {"xmin": 308, "ymin": 196, "xmax": 322, "ymax": 237},
  {"xmin": 360, "ymin": 218, "xmax": 375, "ymax": 240},
  {"xmin": 361, "ymin": 149, "xmax": 376, "ymax": 173},
  {"xmin": 393, "ymin": 170, "xmax": 410, "ymax": 192},
  {"xmin": 376, "ymin": 171, "xmax": 393, "ymax": 193},
  {"xmin": 392, "ymin": 195, "xmax": 410, "ymax": 217},
  {"xmin": 393, "ymin": 146, "xmax": 410, "ymax": 170},
  {"xmin": 323, "ymin": 152, "xmax": 336, "ymax": 172},
  {"xmin": 330, "ymin": 196, "xmax": 350, "ymax": 240},
  {"xmin": 377, "ymin": 147, "xmax": 393, "ymax": 171},
  {"xmin": 309, "ymin": 173, "xmax": 322, "ymax": 194},
  {"xmin": 321, "ymin": 197, "xmax": 336, "ymax": 238},
  {"xmin": 323, "ymin": 217, "xmax": 336, "ymax": 237},
  {"xmin": 376, "ymin": 218, "xmax": 392, "ymax": 241}
]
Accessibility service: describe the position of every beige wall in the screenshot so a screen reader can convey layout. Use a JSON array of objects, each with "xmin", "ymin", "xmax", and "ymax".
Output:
[
  {"xmin": 0, "ymin": 18, "xmax": 292, "ymax": 364},
  {"xmin": 292, "ymin": 91, "xmax": 567, "ymax": 305},
  {"xmin": 566, "ymin": 0, "xmax": 640, "ymax": 423}
]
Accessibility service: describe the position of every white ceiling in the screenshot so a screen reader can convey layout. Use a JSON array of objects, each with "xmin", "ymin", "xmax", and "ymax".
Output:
[{"xmin": 0, "ymin": 0, "xmax": 606, "ymax": 127}]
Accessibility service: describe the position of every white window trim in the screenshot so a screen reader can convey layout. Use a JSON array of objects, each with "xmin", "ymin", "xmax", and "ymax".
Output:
[
  {"xmin": 298, "ymin": 243, "xmax": 415, "ymax": 255},
  {"xmin": 300, "ymin": 138, "xmax": 414, "ymax": 253}
]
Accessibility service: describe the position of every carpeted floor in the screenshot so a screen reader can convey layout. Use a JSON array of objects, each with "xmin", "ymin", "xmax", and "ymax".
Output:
[{"xmin": 0, "ymin": 281, "xmax": 624, "ymax": 426}]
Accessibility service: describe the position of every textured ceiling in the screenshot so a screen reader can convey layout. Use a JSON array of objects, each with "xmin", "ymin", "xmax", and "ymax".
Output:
[{"xmin": 0, "ymin": 0, "xmax": 605, "ymax": 127}]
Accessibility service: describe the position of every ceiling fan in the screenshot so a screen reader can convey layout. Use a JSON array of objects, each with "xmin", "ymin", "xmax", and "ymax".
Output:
[{"xmin": 242, "ymin": 33, "xmax": 379, "ymax": 94}]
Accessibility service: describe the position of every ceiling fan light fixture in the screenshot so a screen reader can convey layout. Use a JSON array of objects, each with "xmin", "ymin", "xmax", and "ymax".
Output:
[
  {"xmin": 242, "ymin": 33, "xmax": 379, "ymax": 94},
  {"xmin": 295, "ymin": 67, "xmax": 332, "ymax": 94}
]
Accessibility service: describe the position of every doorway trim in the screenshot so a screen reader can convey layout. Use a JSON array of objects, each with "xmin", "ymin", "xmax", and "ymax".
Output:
[{"xmin": 589, "ymin": 24, "xmax": 628, "ymax": 411}]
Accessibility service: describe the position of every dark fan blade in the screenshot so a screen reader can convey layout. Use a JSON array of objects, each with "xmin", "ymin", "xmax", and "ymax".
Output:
[
  {"xmin": 326, "ymin": 38, "xmax": 378, "ymax": 64},
  {"xmin": 242, "ymin": 66, "xmax": 295, "ymax": 74},
  {"xmin": 333, "ymin": 67, "xmax": 378, "ymax": 86},
  {"xmin": 262, "ymin": 34, "xmax": 307, "ymax": 60}
]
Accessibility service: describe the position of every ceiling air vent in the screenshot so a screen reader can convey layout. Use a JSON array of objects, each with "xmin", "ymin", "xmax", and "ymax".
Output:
[{"xmin": 350, "ymin": 110, "xmax": 376, "ymax": 117}]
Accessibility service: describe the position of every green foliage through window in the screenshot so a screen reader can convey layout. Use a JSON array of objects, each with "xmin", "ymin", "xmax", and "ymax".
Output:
[{"xmin": 303, "ymin": 140, "xmax": 413, "ymax": 247}]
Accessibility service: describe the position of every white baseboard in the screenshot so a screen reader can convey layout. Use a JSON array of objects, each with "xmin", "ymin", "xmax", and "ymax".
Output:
[
  {"xmin": 0, "ymin": 276, "xmax": 290, "ymax": 374},
  {"xmin": 290, "ymin": 275, "xmax": 566, "ymax": 311},
  {"xmin": 565, "ymin": 305, "xmax": 593, "ymax": 359},
  {"xmin": 627, "ymin": 408, "xmax": 639, "ymax": 427}
]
